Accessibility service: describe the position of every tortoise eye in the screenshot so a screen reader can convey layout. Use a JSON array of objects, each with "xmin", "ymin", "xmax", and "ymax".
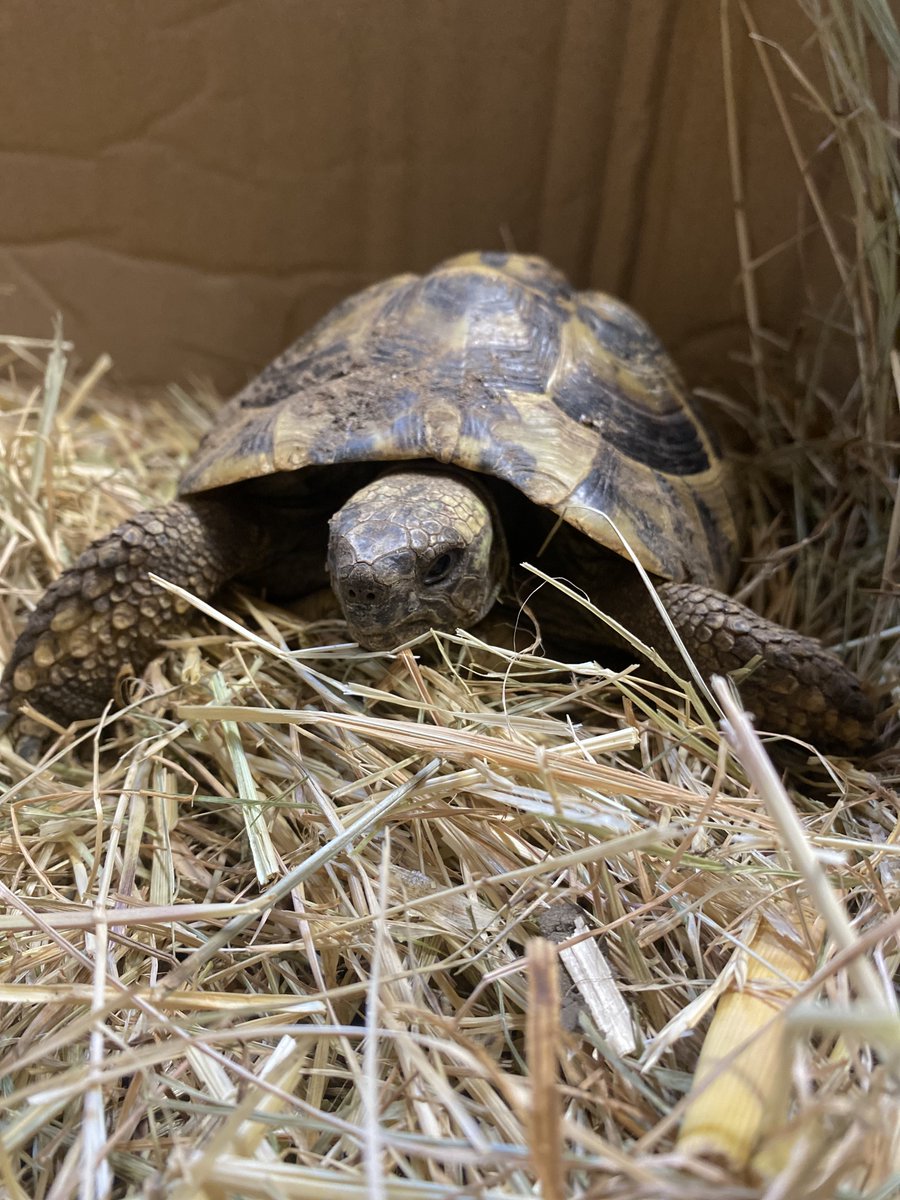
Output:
[{"xmin": 423, "ymin": 550, "xmax": 458, "ymax": 585}]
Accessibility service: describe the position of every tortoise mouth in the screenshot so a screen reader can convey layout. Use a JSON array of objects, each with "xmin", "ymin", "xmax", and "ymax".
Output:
[{"xmin": 346, "ymin": 613, "xmax": 445, "ymax": 652}]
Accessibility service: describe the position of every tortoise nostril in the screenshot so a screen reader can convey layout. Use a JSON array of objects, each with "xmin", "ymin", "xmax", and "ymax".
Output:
[{"xmin": 344, "ymin": 579, "xmax": 380, "ymax": 606}]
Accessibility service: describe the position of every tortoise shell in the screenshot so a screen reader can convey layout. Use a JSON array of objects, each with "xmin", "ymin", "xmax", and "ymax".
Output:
[{"xmin": 180, "ymin": 252, "xmax": 741, "ymax": 588}]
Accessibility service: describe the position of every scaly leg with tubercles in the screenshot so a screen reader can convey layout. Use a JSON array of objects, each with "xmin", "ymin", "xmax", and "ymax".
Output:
[
  {"xmin": 523, "ymin": 535, "xmax": 875, "ymax": 752},
  {"xmin": 600, "ymin": 573, "xmax": 875, "ymax": 752},
  {"xmin": 0, "ymin": 499, "xmax": 267, "ymax": 732}
]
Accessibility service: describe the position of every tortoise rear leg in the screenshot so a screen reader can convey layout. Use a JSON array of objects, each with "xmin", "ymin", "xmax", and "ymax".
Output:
[
  {"xmin": 617, "ymin": 577, "xmax": 875, "ymax": 752},
  {"xmin": 1, "ymin": 498, "xmax": 268, "ymax": 734}
]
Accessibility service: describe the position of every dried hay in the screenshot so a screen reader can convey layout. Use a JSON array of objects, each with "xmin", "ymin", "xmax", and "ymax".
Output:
[{"xmin": 0, "ymin": 3, "xmax": 899, "ymax": 1197}]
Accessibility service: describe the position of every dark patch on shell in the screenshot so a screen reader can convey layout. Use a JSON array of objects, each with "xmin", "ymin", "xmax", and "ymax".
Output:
[
  {"xmin": 577, "ymin": 297, "xmax": 666, "ymax": 366},
  {"xmin": 552, "ymin": 360, "xmax": 710, "ymax": 476},
  {"xmin": 693, "ymin": 490, "xmax": 734, "ymax": 583}
]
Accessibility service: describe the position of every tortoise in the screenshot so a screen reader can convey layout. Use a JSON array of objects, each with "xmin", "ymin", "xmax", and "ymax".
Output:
[{"xmin": 0, "ymin": 252, "xmax": 875, "ymax": 751}]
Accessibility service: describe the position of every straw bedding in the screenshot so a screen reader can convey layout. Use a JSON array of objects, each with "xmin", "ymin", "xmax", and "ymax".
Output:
[{"xmin": 0, "ymin": 4, "xmax": 898, "ymax": 1197}]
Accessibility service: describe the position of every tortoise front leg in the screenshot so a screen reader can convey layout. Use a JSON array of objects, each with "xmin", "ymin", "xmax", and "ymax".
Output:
[
  {"xmin": 1, "ymin": 498, "xmax": 267, "ymax": 731},
  {"xmin": 628, "ymin": 579, "xmax": 875, "ymax": 752}
]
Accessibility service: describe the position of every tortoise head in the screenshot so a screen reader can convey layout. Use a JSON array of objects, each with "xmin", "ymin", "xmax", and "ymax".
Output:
[{"xmin": 327, "ymin": 470, "xmax": 508, "ymax": 649}]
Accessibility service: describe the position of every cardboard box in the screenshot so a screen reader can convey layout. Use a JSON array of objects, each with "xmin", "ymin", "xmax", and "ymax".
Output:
[{"xmin": 0, "ymin": 1, "xmax": 861, "ymax": 393}]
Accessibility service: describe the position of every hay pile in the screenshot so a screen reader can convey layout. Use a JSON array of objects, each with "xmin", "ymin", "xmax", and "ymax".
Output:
[{"xmin": 0, "ymin": 5, "xmax": 898, "ymax": 1198}]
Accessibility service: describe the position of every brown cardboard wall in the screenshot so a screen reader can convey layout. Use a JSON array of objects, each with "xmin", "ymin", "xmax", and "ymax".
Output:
[{"xmin": 0, "ymin": 1, "xmax": 852, "ymax": 393}]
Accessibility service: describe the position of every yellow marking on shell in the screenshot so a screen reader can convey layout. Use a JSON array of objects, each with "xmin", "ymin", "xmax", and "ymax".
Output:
[
  {"xmin": 490, "ymin": 393, "xmax": 598, "ymax": 506},
  {"xmin": 566, "ymin": 311, "xmax": 674, "ymax": 416},
  {"xmin": 423, "ymin": 398, "xmax": 464, "ymax": 464},
  {"xmin": 198, "ymin": 442, "xmax": 273, "ymax": 491},
  {"xmin": 443, "ymin": 252, "xmax": 569, "ymax": 297},
  {"xmin": 566, "ymin": 456, "xmax": 732, "ymax": 585},
  {"xmin": 275, "ymin": 402, "xmax": 343, "ymax": 471},
  {"xmin": 369, "ymin": 427, "xmax": 399, "ymax": 455}
]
